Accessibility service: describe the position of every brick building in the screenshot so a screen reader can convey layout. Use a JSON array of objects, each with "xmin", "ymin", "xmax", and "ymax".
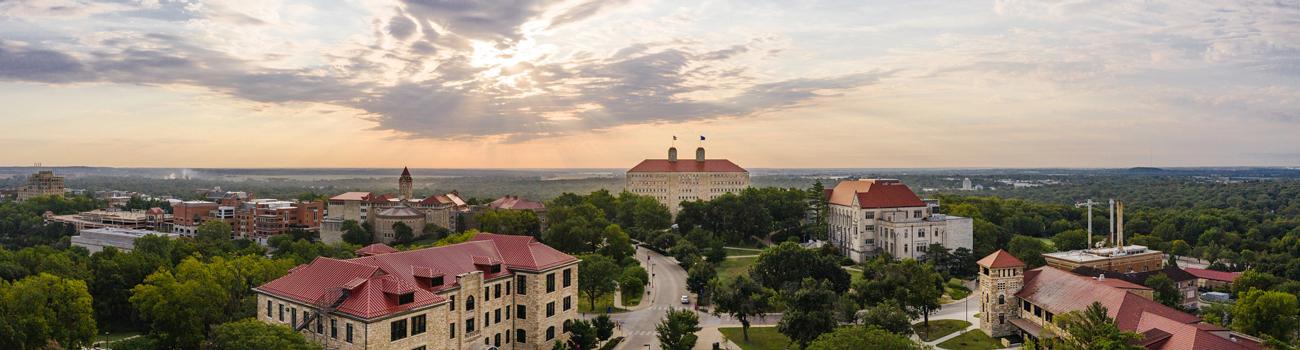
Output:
[{"xmin": 254, "ymin": 233, "xmax": 579, "ymax": 350}]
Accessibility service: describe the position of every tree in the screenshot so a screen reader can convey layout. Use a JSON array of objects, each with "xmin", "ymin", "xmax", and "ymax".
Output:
[
  {"xmin": 1052, "ymin": 229, "xmax": 1089, "ymax": 251},
  {"xmin": 392, "ymin": 221, "xmax": 414, "ymax": 244},
  {"xmin": 544, "ymin": 203, "xmax": 608, "ymax": 253},
  {"xmin": 779, "ymin": 278, "xmax": 839, "ymax": 349},
  {"xmin": 686, "ymin": 262, "xmax": 716, "ymax": 303},
  {"xmin": 806, "ymin": 326, "xmax": 920, "ymax": 350},
  {"xmin": 1234, "ymin": 270, "xmax": 1279, "ymax": 296},
  {"xmin": 578, "ymin": 254, "xmax": 620, "ymax": 312},
  {"xmin": 210, "ymin": 318, "xmax": 320, "ymax": 350},
  {"xmin": 619, "ymin": 266, "xmax": 649, "ymax": 298},
  {"xmin": 833, "ymin": 294, "xmax": 859, "ymax": 325},
  {"xmin": 591, "ymin": 314, "xmax": 615, "ymax": 341},
  {"xmin": 859, "ymin": 300, "xmax": 912, "ymax": 335},
  {"xmin": 711, "ymin": 275, "xmax": 773, "ymax": 342},
  {"xmin": 340, "ymin": 219, "xmax": 372, "ymax": 245},
  {"xmin": 655, "ymin": 308, "xmax": 701, "ymax": 350},
  {"xmin": 1044, "ymin": 302, "xmax": 1142, "ymax": 350},
  {"xmin": 477, "ymin": 209, "xmax": 542, "ymax": 237},
  {"xmin": 750, "ymin": 242, "xmax": 850, "ymax": 293},
  {"xmin": 853, "ymin": 257, "xmax": 944, "ymax": 326},
  {"xmin": 131, "ymin": 255, "xmax": 294, "ymax": 349},
  {"xmin": 565, "ymin": 319, "xmax": 599, "ymax": 350},
  {"xmin": 1008, "ymin": 235, "xmax": 1053, "ymax": 267},
  {"xmin": 670, "ymin": 240, "xmax": 701, "ymax": 269},
  {"xmin": 0, "ymin": 273, "xmax": 97, "ymax": 350},
  {"xmin": 89, "ymin": 247, "xmax": 164, "ymax": 330},
  {"xmin": 597, "ymin": 224, "xmax": 635, "ymax": 264},
  {"xmin": 195, "ymin": 220, "xmax": 235, "ymax": 255},
  {"xmin": 1232, "ymin": 289, "xmax": 1298, "ymax": 342},
  {"xmin": 1144, "ymin": 273, "xmax": 1181, "ymax": 307}
]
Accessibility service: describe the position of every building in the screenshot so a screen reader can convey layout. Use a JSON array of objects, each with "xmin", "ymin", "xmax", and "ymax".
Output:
[
  {"xmin": 626, "ymin": 146, "xmax": 749, "ymax": 215},
  {"xmin": 17, "ymin": 170, "xmax": 65, "ymax": 202},
  {"xmin": 171, "ymin": 200, "xmax": 220, "ymax": 235},
  {"xmin": 321, "ymin": 169, "xmax": 470, "ymax": 244},
  {"xmin": 976, "ymin": 250, "xmax": 1262, "ymax": 349},
  {"xmin": 46, "ymin": 208, "xmax": 171, "ymax": 233},
  {"xmin": 233, "ymin": 199, "xmax": 326, "ymax": 239},
  {"xmin": 1183, "ymin": 268, "xmax": 1241, "ymax": 290},
  {"xmin": 1043, "ymin": 246, "xmax": 1165, "ymax": 274},
  {"xmin": 1070, "ymin": 266, "xmax": 1199, "ymax": 310},
  {"xmin": 71, "ymin": 227, "xmax": 178, "ymax": 253},
  {"xmin": 486, "ymin": 195, "xmax": 548, "ymax": 229},
  {"xmin": 826, "ymin": 179, "xmax": 973, "ymax": 262},
  {"xmin": 962, "ymin": 178, "xmax": 973, "ymax": 190},
  {"xmin": 253, "ymin": 233, "xmax": 579, "ymax": 350}
]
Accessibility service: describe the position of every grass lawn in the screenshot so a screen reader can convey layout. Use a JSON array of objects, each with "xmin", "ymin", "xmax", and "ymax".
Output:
[
  {"xmin": 716, "ymin": 256, "xmax": 758, "ymax": 282},
  {"xmin": 724, "ymin": 247, "xmax": 763, "ymax": 257},
  {"xmin": 579, "ymin": 293, "xmax": 628, "ymax": 313},
  {"xmin": 937, "ymin": 330, "xmax": 1001, "ymax": 350},
  {"xmin": 946, "ymin": 284, "xmax": 972, "ymax": 300},
  {"xmin": 719, "ymin": 326, "xmax": 791, "ymax": 350},
  {"xmin": 912, "ymin": 319, "xmax": 971, "ymax": 342}
]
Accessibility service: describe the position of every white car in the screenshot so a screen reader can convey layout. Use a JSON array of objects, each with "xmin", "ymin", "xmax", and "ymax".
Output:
[{"xmin": 681, "ymin": 295, "xmax": 690, "ymax": 304}]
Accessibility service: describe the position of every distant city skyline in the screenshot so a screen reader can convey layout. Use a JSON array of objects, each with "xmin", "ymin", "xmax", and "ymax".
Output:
[{"xmin": 2, "ymin": 1, "xmax": 1298, "ymax": 168}]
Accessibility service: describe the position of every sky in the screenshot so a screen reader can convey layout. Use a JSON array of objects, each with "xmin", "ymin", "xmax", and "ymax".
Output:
[{"xmin": 1, "ymin": 0, "xmax": 1298, "ymax": 169}]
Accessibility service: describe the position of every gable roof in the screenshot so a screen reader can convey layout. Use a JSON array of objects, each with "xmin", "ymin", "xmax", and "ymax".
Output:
[
  {"xmin": 488, "ymin": 196, "xmax": 545, "ymax": 210},
  {"xmin": 828, "ymin": 179, "xmax": 926, "ymax": 209},
  {"xmin": 256, "ymin": 233, "xmax": 577, "ymax": 320},
  {"xmin": 1017, "ymin": 266, "xmax": 1193, "ymax": 330},
  {"xmin": 356, "ymin": 243, "xmax": 397, "ymax": 256},
  {"xmin": 627, "ymin": 159, "xmax": 747, "ymax": 173},
  {"xmin": 330, "ymin": 191, "xmax": 372, "ymax": 201},
  {"xmin": 1183, "ymin": 268, "xmax": 1241, "ymax": 282},
  {"xmin": 977, "ymin": 249, "xmax": 1026, "ymax": 268}
]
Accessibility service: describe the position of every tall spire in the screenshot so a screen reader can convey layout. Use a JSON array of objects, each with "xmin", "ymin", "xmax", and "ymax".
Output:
[{"xmin": 399, "ymin": 167, "xmax": 413, "ymax": 201}]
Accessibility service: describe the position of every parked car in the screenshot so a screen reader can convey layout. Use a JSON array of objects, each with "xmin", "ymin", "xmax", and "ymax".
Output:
[{"xmin": 681, "ymin": 295, "xmax": 690, "ymax": 304}]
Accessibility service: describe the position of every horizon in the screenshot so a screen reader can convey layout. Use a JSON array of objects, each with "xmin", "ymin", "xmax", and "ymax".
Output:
[{"xmin": 3, "ymin": 1, "xmax": 1299, "ymax": 168}]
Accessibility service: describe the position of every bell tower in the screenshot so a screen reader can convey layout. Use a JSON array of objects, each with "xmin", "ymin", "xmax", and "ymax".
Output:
[
  {"xmin": 977, "ymin": 249, "xmax": 1026, "ymax": 338},
  {"xmin": 399, "ymin": 167, "xmax": 413, "ymax": 201}
]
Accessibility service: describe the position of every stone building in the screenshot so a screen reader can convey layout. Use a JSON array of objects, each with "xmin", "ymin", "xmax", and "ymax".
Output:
[
  {"xmin": 321, "ymin": 169, "xmax": 470, "ymax": 244},
  {"xmin": 975, "ymin": 250, "xmax": 1261, "ymax": 349},
  {"xmin": 254, "ymin": 233, "xmax": 579, "ymax": 350},
  {"xmin": 826, "ymin": 179, "xmax": 972, "ymax": 262},
  {"xmin": 1042, "ymin": 246, "xmax": 1165, "ymax": 274},
  {"xmin": 17, "ymin": 170, "xmax": 65, "ymax": 202},
  {"xmin": 625, "ymin": 146, "xmax": 749, "ymax": 215}
]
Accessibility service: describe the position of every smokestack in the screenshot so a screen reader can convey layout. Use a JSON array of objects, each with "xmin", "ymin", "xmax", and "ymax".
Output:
[
  {"xmin": 1117, "ymin": 200, "xmax": 1125, "ymax": 254},
  {"xmin": 696, "ymin": 147, "xmax": 705, "ymax": 162},
  {"xmin": 668, "ymin": 147, "xmax": 678, "ymax": 162},
  {"xmin": 1109, "ymin": 199, "xmax": 1115, "ymax": 248}
]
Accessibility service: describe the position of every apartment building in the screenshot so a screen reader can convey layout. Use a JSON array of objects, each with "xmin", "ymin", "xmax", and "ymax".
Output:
[
  {"xmin": 254, "ymin": 233, "xmax": 579, "ymax": 350},
  {"xmin": 17, "ymin": 170, "xmax": 65, "ymax": 202}
]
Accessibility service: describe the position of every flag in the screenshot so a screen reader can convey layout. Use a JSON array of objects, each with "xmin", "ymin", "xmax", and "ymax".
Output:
[
  {"xmin": 673, "ymin": 135, "xmax": 677, "ymax": 140},
  {"xmin": 699, "ymin": 135, "xmax": 706, "ymax": 141}
]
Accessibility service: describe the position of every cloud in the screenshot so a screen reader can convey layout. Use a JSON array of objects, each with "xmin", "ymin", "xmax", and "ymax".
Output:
[{"xmin": 0, "ymin": 45, "xmax": 86, "ymax": 82}]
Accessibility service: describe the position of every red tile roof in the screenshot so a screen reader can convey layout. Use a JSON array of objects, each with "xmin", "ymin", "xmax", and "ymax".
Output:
[
  {"xmin": 488, "ymin": 196, "xmax": 545, "ymax": 210},
  {"xmin": 627, "ymin": 159, "xmax": 747, "ymax": 173},
  {"xmin": 828, "ymin": 179, "xmax": 926, "ymax": 209},
  {"xmin": 1183, "ymin": 268, "xmax": 1241, "ymax": 283},
  {"xmin": 256, "ymin": 233, "xmax": 577, "ymax": 320},
  {"xmin": 356, "ymin": 243, "xmax": 397, "ymax": 256},
  {"xmin": 1012, "ymin": 266, "xmax": 1260, "ymax": 350},
  {"xmin": 977, "ymin": 249, "xmax": 1026, "ymax": 268}
]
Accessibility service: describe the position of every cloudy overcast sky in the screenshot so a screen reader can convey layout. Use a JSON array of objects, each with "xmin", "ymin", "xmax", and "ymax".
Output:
[{"xmin": 1, "ymin": 0, "xmax": 1298, "ymax": 168}]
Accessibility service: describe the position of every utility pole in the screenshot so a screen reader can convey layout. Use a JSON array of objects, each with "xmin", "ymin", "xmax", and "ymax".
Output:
[{"xmin": 1075, "ymin": 199, "xmax": 1098, "ymax": 249}]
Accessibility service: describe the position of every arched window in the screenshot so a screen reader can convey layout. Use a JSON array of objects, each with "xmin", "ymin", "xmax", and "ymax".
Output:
[
  {"xmin": 466, "ymin": 296, "xmax": 475, "ymax": 311},
  {"xmin": 545, "ymin": 326, "xmax": 555, "ymax": 340},
  {"xmin": 998, "ymin": 295, "xmax": 1005, "ymax": 305}
]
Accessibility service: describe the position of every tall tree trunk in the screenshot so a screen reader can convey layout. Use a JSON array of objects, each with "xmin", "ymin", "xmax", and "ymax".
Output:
[{"xmin": 741, "ymin": 318, "xmax": 750, "ymax": 341}]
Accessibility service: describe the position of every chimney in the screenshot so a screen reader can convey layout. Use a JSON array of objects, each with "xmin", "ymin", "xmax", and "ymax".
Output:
[
  {"xmin": 695, "ymin": 147, "xmax": 705, "ymax": 162},
  {"xmin": 1097, "ymin": 274, "xmax": 1106, "ymax": 281},
  {"xmin": 668, "ymin": 147, "xmax": 678, "ymax": 162}
]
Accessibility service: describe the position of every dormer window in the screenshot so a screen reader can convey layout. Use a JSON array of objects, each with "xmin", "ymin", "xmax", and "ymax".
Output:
[
  {"xmin": 490, "ymin": 264, "xmax": 502, "ymax": 274},
  {"xmin": 431, "ymin": 276, "xmax": 444, "ymax": 287},
  {"xmin": 399, "ymin": 292, "xmax": 414, "ymax": 305}
]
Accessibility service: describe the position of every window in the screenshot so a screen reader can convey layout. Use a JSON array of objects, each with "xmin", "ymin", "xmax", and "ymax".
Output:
[
  {"xmin": 547, "ymin": 273, "xmax": 556, "ymax": 293},
  {"xmin": 563, "ymin": 296, "xmax": 571, "ymax": 311},
  {"xmin": 495, "ymin": 308, "xmax": 501, "ymax": 323},
  {"xmin": 484, "ymin": 286, "xmax": 490, "ymax": 301},
  {"xmin": 485, "ymin": 312, "xmax": 490, "ymax": 327},
  {"xmin": 450, "ymin": 295, "xmax": 456, "ymax": 311},
  {"xmin": 266, "ymin": 300, "xmax": 272, "ymax": 317},
  {"xmin": 517, "ymin": 275, "xmax": 528, "ymax": 295},
  {"xmin": 399, "ymin": 292, "xmax": 414, "ymax": 305},
  {"xmin": 865, "ymin": 211, "xmax": 875, "ymax": 219},
  {"xmin": 315, "ymin": 313, "xmax": 323, "ymax": 333},
  {"xmin": 546, "ymin": 326, "xmax": 555, "ymax": 340},
  {"xmin": 346, "ymin": 323, "xmax": 353, "ymax": 343},
  {"xmin": 291, "ymin": 307, "xmax": 297, "ymax": 326},
  {"xmin": 413, "ymin": 347, "xmax": 426, "ymax": 350},
  {"xmin": 278, "ymin": 304, "xmax": 284, "ymax": 321},
  {"xmin": 516, "ymin": 329, "xmax": 527, "ymax": 344},
  {"xmin": 494, "ymin": 333, "xmax": 501, "ymax": 347},
  {"xmin": 913, "ymin": 210, "xmax": 922, "ymax": 218},
  {"xmin": 331, "ymin": 319, "xmax": 338, "ymax": 338},
  {"xmin": 998, "ymin": 295, "xmax": 1005, "ymax": 305},
  {"xmin": 1023, "ymin": 301, "xmax": 1032, "ymax": 312},
  {"xmin": 547, "ymin": 302, "xmax": 555, "ymax": 317},
  {"xmin": 998, "ymin": 313, "xmax": 1005, "ymax": 324},
  {"xmin": 563, "ymin": 268, "xmax": 572, "ymax": 288},
  {"xmin": 412, "ymin": 315, "xmax": 427, "ymax": 335},
  {"xmin": 391, "ymin": 319, "xmax": 408, "ymax": 341},
  {"xmin": 466, "ymin": 296, "xmax": 476, "ymax": 311},
  {"xmin": 466, "ymin": 318, "xmax": 476, "ymax": 333},
  {"xmin": 517, "ymin": 305, "xmax": 527, "ymax": 319},
  {"xmin": 918, "ymin": 229, "xmax": 926, "ymax": 238},
  {"xmin": 494, "ymin": 284, "xmax": 501, "ymax": 298},
  {"xmin": 449, "ymin": 323, "xmax": 456, "ymax": 338},
  {"xmin": 506, "ymin": 281, "xmax": 512, "ymax": 295},
  {"xmin": 431, "ymin": 276, "xmax": 444, "ymax": 286}
]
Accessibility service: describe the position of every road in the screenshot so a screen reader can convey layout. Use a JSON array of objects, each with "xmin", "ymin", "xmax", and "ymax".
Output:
[{"xmin": 599, "ymin": 246, "xmax": 779, "ymax": 349}]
